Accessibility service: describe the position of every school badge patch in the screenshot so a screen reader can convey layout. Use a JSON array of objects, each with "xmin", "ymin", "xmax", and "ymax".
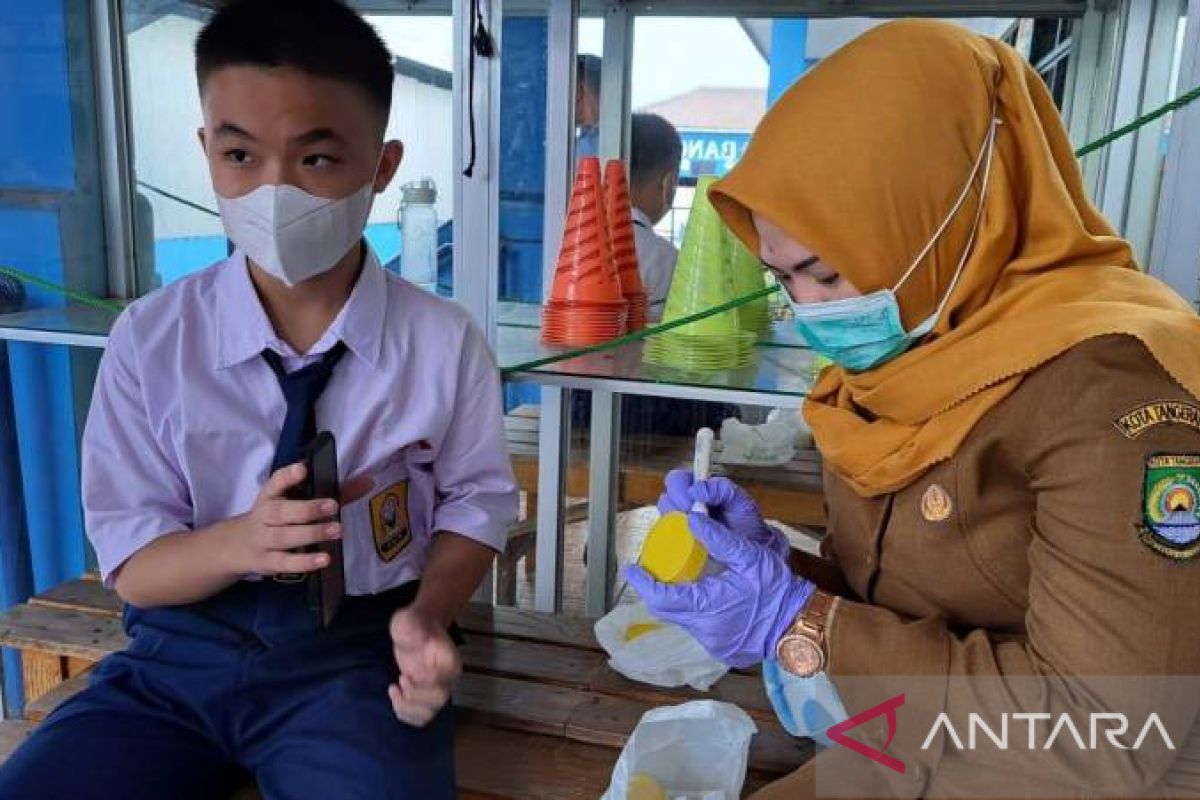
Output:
[
  {"xmin": 1139, "ymin": 455, "xmax": 1200, "ymax": 560},
  {"xmin": 369, "ymin": 480, "xmax": 412, "ymax": 563}
]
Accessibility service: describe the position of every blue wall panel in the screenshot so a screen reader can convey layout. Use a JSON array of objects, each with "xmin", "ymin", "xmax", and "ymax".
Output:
[
  {"xmin": 0, "ymin": 4, "xmax": 76, "ymax": 190},
  {"xmin": 0, "ymin": 2, "xmax": 93, "ymax": 714}
]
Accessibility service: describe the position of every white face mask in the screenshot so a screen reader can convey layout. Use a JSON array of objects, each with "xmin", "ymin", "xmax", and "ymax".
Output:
[{"xmin": 217, "ymin": 180, "xmax": 376, "ymax": 286}]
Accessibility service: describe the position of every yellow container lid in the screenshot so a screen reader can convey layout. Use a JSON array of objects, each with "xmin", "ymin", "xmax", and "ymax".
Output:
[
  {"xmin": 638, "ymin": 511, "xmax": 708, "ymax": 583},
  {"xmin": 628, "ymin": 774, "xmax": 667, "ymax": 800}
]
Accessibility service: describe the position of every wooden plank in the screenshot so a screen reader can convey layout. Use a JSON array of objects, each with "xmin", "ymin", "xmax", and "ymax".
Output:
[
  {"xmin": 509, "ymin": 404, "xmax": 541, "ymax": 420},
  {"xmin": 454, "ymin": 718, "xmax": 618, "ymax": 800},
  {"xmin": 586, "ymin": 666, "xmax": 776, "ymax": 723},
  {"xmin": 504, "ymin": 413, "xmax": 539, "ymax": 430},
  {"xmin": 563, "ymin": 692, "xmax": 813, "ymax": 778},
  {"xmin": 750, "ymin": 724, "xmax": 815, "ymax": 778},
  {"xmin": 563, "ymin": 692, "xmax": 642, "ymax": 750},
  {"xmin": 454, "ymin": 673, "xmax": 579, "ymax": 738},
  {"xmin": 31, "ymin": 578, "xmax": 122, "ymax": 618},
  {"xmin": 0, "ymin": 720, "xmax": 36, "ymax": 765},
  {"xmin": 0, "ymin": 603, "xmax": 127, "ymax": 662},
  {"xmin": 26, "ymin": 673, "xmax": 90, "ymax": 722},
  {"xmin": 503, "ymin": 430, "xmax": 539, "ymax": 446},
  {"xmin": 65, "ymin": 657, "xmax": 94, "ymax": 679},
  {"xmin": 21, "ymin": 652, "xmax": 66, "ymax": 706},
  {"xmin": 458, "ymin": 605, "xmax": 601, "ymax": 652},
  {"xmin": 460, "ymin": 637, "xmax": 605, "ymax": 690},
  {"xmin": 455, "ymin": 673, "xmax": 809, "ymax": 782}
]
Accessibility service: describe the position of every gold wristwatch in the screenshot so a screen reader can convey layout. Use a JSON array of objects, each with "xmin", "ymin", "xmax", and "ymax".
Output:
[{"xmin": 775, "ymin": 590, "xmax": 837, "ymax": 677}]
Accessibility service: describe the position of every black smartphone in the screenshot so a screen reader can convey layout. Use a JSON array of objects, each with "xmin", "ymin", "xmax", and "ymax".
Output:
[{"xmin": 279, "ymin": 431, "xmax": 345, "ymax": 628}]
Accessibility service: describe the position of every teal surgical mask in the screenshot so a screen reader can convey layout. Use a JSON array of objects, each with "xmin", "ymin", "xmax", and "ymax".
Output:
[{"xmin": 787, "ymin": 114, "xmax": 1001, "ymax": 373}]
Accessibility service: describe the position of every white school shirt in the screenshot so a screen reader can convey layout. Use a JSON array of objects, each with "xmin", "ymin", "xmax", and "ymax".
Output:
[
  {"xmin": 82, "ymin": 247, "xmax": 518, "ymax": 594},
  {"xmin": 632, "ymin": 208, "xmax": 679, "ymax": 323}
]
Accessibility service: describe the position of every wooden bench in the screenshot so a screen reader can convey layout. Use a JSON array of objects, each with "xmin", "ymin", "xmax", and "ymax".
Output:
[{"xmin": 0, "ymin": 576, "xmax": 813, "ymax": 798}]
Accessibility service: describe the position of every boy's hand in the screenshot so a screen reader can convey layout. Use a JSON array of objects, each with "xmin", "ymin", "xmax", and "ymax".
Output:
[
  {"xmin": 388, "ymin": 607, "xmax": 461, "ymax": 727},
  {"xmin": 219, "ymin": 463, "xmax": 372, "ymax": 577}
]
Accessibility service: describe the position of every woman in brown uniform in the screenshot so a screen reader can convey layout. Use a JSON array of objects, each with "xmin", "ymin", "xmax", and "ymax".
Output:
[{"xmin": 627, "ymin": 19, "xmax": 1200, "ymax": 799}]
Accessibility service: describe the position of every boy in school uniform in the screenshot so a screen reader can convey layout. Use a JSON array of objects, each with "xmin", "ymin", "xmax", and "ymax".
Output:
[{"xmin": 0, "ymin": 2, "xmax": 517, "ymax": 798}]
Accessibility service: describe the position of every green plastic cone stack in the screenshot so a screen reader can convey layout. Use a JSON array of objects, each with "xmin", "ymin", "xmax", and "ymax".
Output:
[
  {"xmin": 604, "ymin": 159, "xmax": 647, "ymax": 331},
  {"xmin": 542, "ymin": 157, "xmax": 628, "ymax": 345},
  {"xmin": 726, "ymin": 229, "xmax": 770, "ymax": 335},
  {"xmin": 645, "ymin": 176, "xmax": 755, "ymax": 370}
]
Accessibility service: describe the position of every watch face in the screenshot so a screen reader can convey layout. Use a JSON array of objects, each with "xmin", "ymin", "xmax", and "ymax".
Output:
[{"xmin": 779, "ymin": 636, "xmax": 823, "ymax": 677}]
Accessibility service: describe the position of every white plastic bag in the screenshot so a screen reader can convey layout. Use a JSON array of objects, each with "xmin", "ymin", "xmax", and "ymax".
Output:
[
  {"xmin": 600, "ymin": 700, "xmax": 758, "ymax": 800},
  {"xmin": 715, "ymin": 408, "xmax": 812, "ymax": 466},
  {"xmin": 595, "ymin": 601, "xmax": 729, "ymax": 691}
]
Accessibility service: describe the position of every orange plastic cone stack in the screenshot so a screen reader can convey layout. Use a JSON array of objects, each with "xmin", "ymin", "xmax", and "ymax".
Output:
[
  {"xmin": 604, "ymin": 159, "xmax": 647, "ymax": 331},
  {"xmin": 543, "ymin": 157, "xmax": 628, "ymax": 345}
]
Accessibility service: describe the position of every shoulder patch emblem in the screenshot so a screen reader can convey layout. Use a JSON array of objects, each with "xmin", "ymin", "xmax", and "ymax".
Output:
[
  {"xmin": 1115, "ymin": 401, "xmax": 1200, "ymax": 439},
  {"xmin": 1139, "ymin": 455, "xmax": 1200, "ymax": 560},
  {"xmin": 921, "ymin": 484, "xmax": 953, "ymax": 523},
  {"xmin": 370, "ymin": 480, "xmax": 412, "ymax": 563}
]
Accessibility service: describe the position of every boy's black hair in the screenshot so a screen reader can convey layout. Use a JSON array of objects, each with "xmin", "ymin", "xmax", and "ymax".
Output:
[
  {"xmin": 196, "ymin": 0, "xmax": 394, "ymax": 125},
  {"xmin": 631, "ymin": 113, "xmax": 682, "ymax": 185},
  {"xmin": 576, "ymin": 53, "xmax": 602, "ymax": 97}
]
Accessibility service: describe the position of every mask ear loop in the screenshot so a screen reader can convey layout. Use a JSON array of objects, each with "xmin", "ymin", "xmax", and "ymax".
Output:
[
  {"xmin": 926, "ymin": 114, "xmax": 1001, "ymax": 322},
  {"xmin": 895, "ymin": 109, "xmax": 1001, "ymax": 291}
]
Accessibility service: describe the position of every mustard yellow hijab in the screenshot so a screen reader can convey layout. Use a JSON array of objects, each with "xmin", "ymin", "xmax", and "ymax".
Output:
[{"xmin": 710, "ymin": 19, "xmax": 1200, "ymax": 498}]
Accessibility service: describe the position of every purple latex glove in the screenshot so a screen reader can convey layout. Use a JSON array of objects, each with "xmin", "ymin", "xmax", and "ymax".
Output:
[
  {"xmin": 657, "ymin": 470, "xmax": 791, "ymax": 561},
  {"xmin": 626, "ymin": 511, "xmax": 815, "ymax": 669}
]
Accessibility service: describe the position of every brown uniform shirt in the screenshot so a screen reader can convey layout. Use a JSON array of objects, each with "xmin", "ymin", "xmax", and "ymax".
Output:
[{"xmin": 755, "ymin": 336, "xmax": 1200, "ymax": 799}]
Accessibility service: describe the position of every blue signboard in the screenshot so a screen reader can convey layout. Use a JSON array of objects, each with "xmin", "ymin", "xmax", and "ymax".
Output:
[{"xmin": 678, "ymin": 129, "xmax": 751, "ymax": 180}]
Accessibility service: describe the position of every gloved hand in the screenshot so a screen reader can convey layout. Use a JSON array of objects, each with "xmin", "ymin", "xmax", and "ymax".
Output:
[
  {"xmin": 626, "ymin": 511, "xmax": 815, "ymax": 669},
  {"xmin": 658, "ymin": 471, "xmax": 791, "ymax": 561}
]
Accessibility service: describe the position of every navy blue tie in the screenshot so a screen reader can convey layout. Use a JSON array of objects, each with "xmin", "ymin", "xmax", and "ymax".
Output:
[{"xmin": 262, "ymin": 341, "xmax": 348, "ymax": 473}]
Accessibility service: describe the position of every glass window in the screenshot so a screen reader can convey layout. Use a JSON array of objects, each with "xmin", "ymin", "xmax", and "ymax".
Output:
[
  {"xmin": 1029, "ymin": 18, "xmax": 1075, "ymax": 108},
  {"xmin": 496, "ymin": 6, "xmax": 551, "ymax": 607},
  {"xmin": 124, "ymin": 10, "xmax": 223, "ymax": 290},
  {"xmin": 630, "ymin": 17, "xmax": 767, "ymax": 245},
  {"xmin": 122, "ymin": 8, "xmax": 456, "ymax": 296},
  {"xmin": 365, "ymin": 15, "xmax": 455, "ymax": 295},
  {"xmin": 577, "ymin": 15, "xmax": 605, "ymax": 173}
]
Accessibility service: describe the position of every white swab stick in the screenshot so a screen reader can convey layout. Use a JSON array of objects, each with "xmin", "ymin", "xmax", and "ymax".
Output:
[{"xmin": 692, "ymin": 428, "xmax": 714, "ymax": 514}]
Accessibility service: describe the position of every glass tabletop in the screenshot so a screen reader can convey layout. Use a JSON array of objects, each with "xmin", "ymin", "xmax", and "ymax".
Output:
[
  {"xmin": 496, "ymin": 310, "xmax": 819, "ymax": 400},
  {"xmin": 497, "ymin": 301, "xmax": 809, "ymax": 347},
  {"xmin": 0, "ymin": 301, "xmax": 821, "ymax": 400},
  {"xmin": 0, "ymin": 306, "xmax": 119, "ymax": 347}
]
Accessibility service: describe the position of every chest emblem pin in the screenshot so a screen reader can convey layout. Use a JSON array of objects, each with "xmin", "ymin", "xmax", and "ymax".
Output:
[{"xmin": 921, "ymin": 483, "xmax": 953, "ymax": 523}]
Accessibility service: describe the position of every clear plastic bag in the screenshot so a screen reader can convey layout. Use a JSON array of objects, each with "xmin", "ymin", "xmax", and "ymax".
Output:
[
  {"xmin": 600, "ymin": 700, "xmax": 758, "ymax": 800},
  {"xmin": 595, "ymin": 601, "xmax": 729, "ymax": 691}
]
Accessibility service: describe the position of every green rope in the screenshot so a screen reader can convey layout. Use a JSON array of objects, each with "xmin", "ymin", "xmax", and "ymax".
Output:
[
  {"xmin": 1075, "ymin": 83, "xmax": 1200, "ymax": 158},
  {"xmin": 500, "ymin": 284, "xmax": 780, "ymax": 375},
  {"xmin": 2, "ymin": 82, "xmax": 1198, "ymax": 348},
  {"xmin": 0, "ymin": 266, "xmax": 124, "ymax": 313}
]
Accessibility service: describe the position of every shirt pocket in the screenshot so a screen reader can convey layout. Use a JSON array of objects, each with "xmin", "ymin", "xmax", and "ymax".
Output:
[{"xmin": 342, "ymin": 444, "xmax": 437, "ymax": 595}]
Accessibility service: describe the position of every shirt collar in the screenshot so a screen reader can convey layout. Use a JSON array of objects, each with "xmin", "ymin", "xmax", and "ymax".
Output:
[
  {"xmin": 214, "ymin": 246, "xmax": 388, "ymax": 370},
  {"xmin": 632, "ymin": 208, "xmax": 653, "ymax": 229}
]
